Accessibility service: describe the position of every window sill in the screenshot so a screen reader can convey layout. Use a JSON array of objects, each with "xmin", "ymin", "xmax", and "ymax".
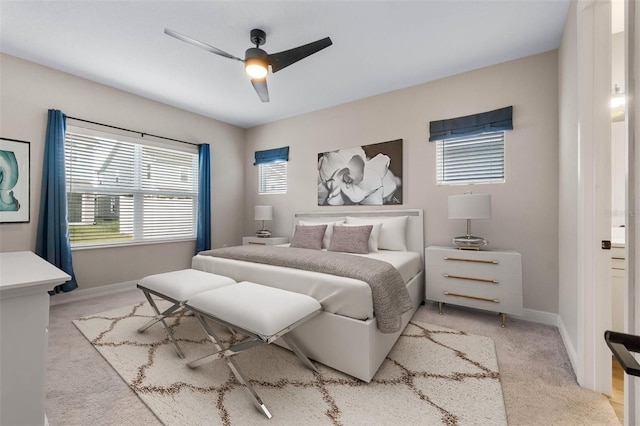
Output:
[{"xmin": 70, "ymin": 237, "xmax": 196, "ymax": 251}]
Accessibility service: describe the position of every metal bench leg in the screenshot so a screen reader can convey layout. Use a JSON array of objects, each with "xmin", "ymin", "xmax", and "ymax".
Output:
[
  {"xmin": 187, "ymin": 338, "xmax": 263, "ymax": 368},
  {"xmin": 138, "ymin": 290, "xmax": 185, "ymax": 358},
  {"xmin": 281, "ymin": 335, "xmax": 318, "ymax": 373},
  {"xmin": 189, "ymin": 312, "xmax": 273, "ymax": 419},
  {"xmin": 137, "ymin": 302, "xmax": 183, "ymax": 332}
]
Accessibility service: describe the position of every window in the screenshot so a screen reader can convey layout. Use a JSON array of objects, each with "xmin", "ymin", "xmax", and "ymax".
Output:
[
  {"xmin": 64, "ymin": 127, "xmax": 199, "ymax": 246},
  {"xmin": 254, "ymin": 146, "xmax": 289, "ymax": 194},
  {"xmin": 436, "ymin": 131, "xmax": 505, "ymax": 185},
  {"xmin": 258, "ymin": 161, "xmax": 287, "ymax": 194}
]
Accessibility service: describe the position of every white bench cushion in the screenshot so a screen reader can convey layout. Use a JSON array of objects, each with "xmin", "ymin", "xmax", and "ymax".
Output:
[
  {"xmin": 138, "ymin": 269, "xmax": 235, "ymax": 301},
  {"xmin": 187, "ymin": 281, "xmax": 321, "ymax": 337}
]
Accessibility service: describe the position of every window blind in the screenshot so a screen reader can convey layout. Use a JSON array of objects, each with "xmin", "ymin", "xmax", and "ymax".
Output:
[
  {"xmin": 436, "ymin": 132, "xmax": 505, "ymax": 184},
  {"xmin": 65, "ymin": 128, "xmax": 199, "ymax": 246},
  {"xmin": 258, "ymin": 161, "xmax": 287, "ymax": 194}
]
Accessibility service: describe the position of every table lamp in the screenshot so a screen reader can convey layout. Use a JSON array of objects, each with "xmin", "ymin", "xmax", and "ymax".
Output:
[
  {"xmin": 254, "ymin": 205, "xmax": 273, "ymax": 237},
  {"xmin": 448, "ymin": 193, "xmax": 491, "ymax": 249}
]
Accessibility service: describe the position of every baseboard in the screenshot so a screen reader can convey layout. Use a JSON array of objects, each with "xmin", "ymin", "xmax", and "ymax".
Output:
[
  {"xmin": 556, "ymin": 315, "xmax": 579, "ymax": 379},
  {"xmin": 521, "ymin": 308, "xmax": 560, "ymax": 326},
  {"xmin": 49, "ymin": 280, "xmax": 137, "ymax": 306}
]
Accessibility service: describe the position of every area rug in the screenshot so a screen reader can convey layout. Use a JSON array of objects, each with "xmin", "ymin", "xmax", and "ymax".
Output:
[{"xmin": 73, "ymin": 300, "xmax": 507, "ymax": 425}]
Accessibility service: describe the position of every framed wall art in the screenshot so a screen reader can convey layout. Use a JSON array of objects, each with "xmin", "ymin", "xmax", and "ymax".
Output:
[
  {"xmin": 318, "ymin": 139, "xmax": 403, "ymax": 206},
  {"xmin": 0, "ymin": 138, "xmax": 30, "ymax": 223}
]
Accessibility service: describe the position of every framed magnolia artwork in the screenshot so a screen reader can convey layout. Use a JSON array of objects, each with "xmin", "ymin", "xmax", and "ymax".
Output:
[
  {"xmin": 0, "ymin": 138, "xmax": 30, "ymax": 223},
  {"xmin": 318, "ymin": 139, "xmax": 403, "ymax": 206}
]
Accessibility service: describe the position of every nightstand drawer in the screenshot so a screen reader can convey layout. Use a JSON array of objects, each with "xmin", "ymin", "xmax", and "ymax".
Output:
[
  {"xmin": 427, "ymin": 262, "xmax": 521, "ymax": 289},
  {"xmin": 438, "ymin": 289, "xmax": 523, "ymax": 315}
]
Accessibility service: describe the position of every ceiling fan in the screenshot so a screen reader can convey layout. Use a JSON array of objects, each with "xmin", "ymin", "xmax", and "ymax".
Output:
[{"xmin": 165, "ymin": 28, "xmax": 333, "ymax": 102}]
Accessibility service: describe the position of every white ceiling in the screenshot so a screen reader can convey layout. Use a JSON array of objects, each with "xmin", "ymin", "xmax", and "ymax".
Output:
[{"xmin": 0, "ymin": 1, "xmax": 570, "ymax": 129}]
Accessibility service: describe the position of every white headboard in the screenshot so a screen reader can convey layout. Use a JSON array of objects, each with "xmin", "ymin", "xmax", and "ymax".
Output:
[{"xmin": 293, "ymin": 209, "xmax": 424, "ymax": 259}]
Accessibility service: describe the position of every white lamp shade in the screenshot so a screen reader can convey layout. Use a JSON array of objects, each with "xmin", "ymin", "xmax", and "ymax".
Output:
[
  {"xmin": 254, "ymin": 205, "xmax": 273, "ymax": 221},
  {"xmin": 448, "ymin": 194, "xmax": 491, "ymax": 220}
]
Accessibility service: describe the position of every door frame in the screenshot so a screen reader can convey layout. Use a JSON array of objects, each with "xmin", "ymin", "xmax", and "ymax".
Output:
[
  {"xmin": 575, "ymin": 0, "xmax": 612, "ymax": 395},
  {"xmin": 577, "ymin": 0, "xmax": 638, "ymax": 423},
  {"xmin": 623, "ymin": 0, "xmax": 638, "ymax": 422}
]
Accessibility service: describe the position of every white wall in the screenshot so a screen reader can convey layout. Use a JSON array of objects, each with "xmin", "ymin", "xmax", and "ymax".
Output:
[
  {"xmin": 611, "ymin": 32, "xmax": 626, "ymax": 228},
  {"xmin": 558, "ymin": 0, "xmax": 580, "ymax": 357},
  {"xmin": 245, "ymin": 51, "xmax": 560, "ymax": 313},
  {"xmin": 0, "ymin": 53, "xmax": 246, "ymax": 289}
]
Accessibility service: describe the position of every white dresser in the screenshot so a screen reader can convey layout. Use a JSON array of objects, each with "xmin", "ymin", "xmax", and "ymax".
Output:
[
  {"xmin": 0, "ymin": 251, "xmax": 71, "ymax": 426},
  {"xmin": 425, "ymin": 246, "xmax": 523, "ymax": 326},
  {"xmin": 242, "ymin": 236, "xmax": 289, "ymax": 246}
]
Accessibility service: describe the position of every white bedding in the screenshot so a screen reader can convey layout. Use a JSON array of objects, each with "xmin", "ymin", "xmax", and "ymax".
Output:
[{"xmin": 191, "ymin": 248, "xmax": 422, "ymax": 321}]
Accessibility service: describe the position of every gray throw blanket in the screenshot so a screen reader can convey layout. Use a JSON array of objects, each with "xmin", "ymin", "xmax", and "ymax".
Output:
[{"xmin": 199, "ymin": 246, "xmax": 414, "ymax": 333}]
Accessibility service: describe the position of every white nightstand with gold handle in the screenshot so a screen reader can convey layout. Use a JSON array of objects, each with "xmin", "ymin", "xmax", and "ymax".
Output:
[{"xmin": 425, "ymin": 246, "xmax": 523, "ymax": 326}]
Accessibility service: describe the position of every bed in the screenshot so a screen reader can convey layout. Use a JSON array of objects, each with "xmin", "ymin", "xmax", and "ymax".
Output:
[{"xmin": 191, "ymin": 209, "xmax": 424, "ymax": 382}]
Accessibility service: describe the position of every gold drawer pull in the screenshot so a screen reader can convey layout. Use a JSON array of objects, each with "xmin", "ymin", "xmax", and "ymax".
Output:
[
  {"xmin": 247, "ymin": 241, "xmax": 267, "ymax": 245},
  {"xmin": 444, "ymin": 274, "xmax": 498, "ymax": 283},
  {"xmin": 444, "ymin": 291, "xmax": 499, "ymax": 303},
  {"xmin": 444, "ymin": 256, "xmax": 498, "ymax": 264}
]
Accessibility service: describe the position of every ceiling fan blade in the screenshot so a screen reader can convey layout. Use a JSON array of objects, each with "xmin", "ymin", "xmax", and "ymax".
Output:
[
  {"xmin": 164, "ymin": 28, "xmax": 243, "ymax": 62},
  {"xmin": 251, "ymin": 77, "xmax": 270, "ymax": 102},
  {"xmin": 268, "ymin": 37, "xmax": 332, "ymax": 73}
]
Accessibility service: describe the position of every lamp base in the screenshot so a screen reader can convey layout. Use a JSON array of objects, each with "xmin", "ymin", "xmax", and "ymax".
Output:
[
  {"xmin": 256, "ymin": 229, "xmax": 271, "ymax": 238},
  {"xmin": 453, "ymin": 235, "xmax": 488, "ymax": 250}
]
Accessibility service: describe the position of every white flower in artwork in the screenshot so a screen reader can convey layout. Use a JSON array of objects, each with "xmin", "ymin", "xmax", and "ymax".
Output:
[
  {"xmin": 317, "ymin": 147, "xmax": 401, "ymax": 206},
  {"xmin": 0, "ymin": 150, "xmax": 20, "ymax": 211}
]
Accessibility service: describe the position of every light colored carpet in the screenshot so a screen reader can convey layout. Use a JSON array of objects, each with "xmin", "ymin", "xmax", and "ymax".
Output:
[
  {"xmin": 413, "ymin": 305, "xmax": 621, "ymax": 426},
  {"xmin": 72, "ymin": 299, "xmax": 507, "ymax": 425},
  {"xmin": 46, "ymin": 289, "xmax": 620, "ymax": 425}
]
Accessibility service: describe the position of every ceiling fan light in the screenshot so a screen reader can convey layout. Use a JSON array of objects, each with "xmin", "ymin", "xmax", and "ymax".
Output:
[{"xmin": 245, "ymin": 61, "xmax": 268, "ymax": 79}]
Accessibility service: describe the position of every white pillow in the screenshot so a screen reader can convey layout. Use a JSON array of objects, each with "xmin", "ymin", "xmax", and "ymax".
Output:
[
  {"xmin": 345, "ymin": 216, "xmax": 409, "ymax": 251},
  {"xmin": 297, "ymin": 220, "xmax": 345, "ymax": 249},
  {"xmin": 339, "ymin": 222, "xmax": 382, "ymax": 252}
]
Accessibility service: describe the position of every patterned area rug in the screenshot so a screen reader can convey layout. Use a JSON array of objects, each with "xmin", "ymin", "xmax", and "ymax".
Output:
[{"xmin": 73, "ymin": 300, "xmax": 507, "ymax": 425}]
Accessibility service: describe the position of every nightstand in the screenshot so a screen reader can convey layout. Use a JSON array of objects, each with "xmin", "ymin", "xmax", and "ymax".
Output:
[
  {"xmin": 242, "ymin": 236, "xmax": 289, "ymax": 246},
  {"xmin": 425, "ymin": 246, "xmax": 523, "ymax": 326}
]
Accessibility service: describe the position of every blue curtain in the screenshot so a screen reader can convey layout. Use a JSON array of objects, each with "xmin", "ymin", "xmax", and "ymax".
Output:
[
  {"xmin": 253, "ymin": 146, "xmax": 289, "ymax": 165},
  {"xmin": 429, "ymin": 106, "xmax": 513, "ymax": 142},
  {"xmin": 196, "ymin": 143, "xmax": 211, "ymax": 254},
  {"xmin": 36, "ymin": 109, "xmax": 78, "ymax": 294}
]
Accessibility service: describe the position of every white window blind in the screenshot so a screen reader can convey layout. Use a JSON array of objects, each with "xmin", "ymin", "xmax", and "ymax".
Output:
[
  {"xmin": 65, "ymin": 128, "xmax": 198, "ymax": 246},
  {"xmin": 436, "ymin": 132, "xmax": 505, "ymax": 185},
  {"xmin": 258, "ymin": 161, "xmax": 287, "ymax": 194}
]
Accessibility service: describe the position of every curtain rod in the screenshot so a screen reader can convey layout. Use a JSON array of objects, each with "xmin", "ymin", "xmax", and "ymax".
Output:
[{"xmin": 66, "ymin": 116, "xmax": 199, "ymax": 146}]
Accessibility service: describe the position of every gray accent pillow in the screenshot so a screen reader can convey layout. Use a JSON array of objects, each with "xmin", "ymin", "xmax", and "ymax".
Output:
[
  {"xmin": 290, "ymin": 224, "xmax": 328, "ymax": 250},
  {"xmin": 328, "ymin": 225, "xmax": 373, "ymax": 254}
]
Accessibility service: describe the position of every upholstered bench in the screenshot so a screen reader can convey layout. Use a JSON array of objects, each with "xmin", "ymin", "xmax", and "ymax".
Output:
[
  {"xmin": 185, "ymin": 281, "xmax": 322, "ymax": 419},
  {"xmin": 136, "ymin": 269, "xmax": 236, "ymax": 358}
]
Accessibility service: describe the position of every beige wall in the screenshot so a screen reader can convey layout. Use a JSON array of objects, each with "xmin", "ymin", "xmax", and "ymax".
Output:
[
  {"xmin": 0, "ymin": 53, "xmax": 245, "ymax": 289},
  {"xmin": 245, "ymin": 50, "xmax": 560, "ymax": 313},
  {"xmin": 0, "ymin": 50, "xmax": 561, "ymax": 313}
]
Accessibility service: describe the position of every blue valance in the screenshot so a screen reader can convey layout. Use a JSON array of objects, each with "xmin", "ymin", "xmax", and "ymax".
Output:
[
  {"xmin": 254, "ymin": 146, "xmax": 289, "ymax": 165},
  {"xmin": 429, "ymin": 106, "xmax": 513, "ymax": 142}
]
